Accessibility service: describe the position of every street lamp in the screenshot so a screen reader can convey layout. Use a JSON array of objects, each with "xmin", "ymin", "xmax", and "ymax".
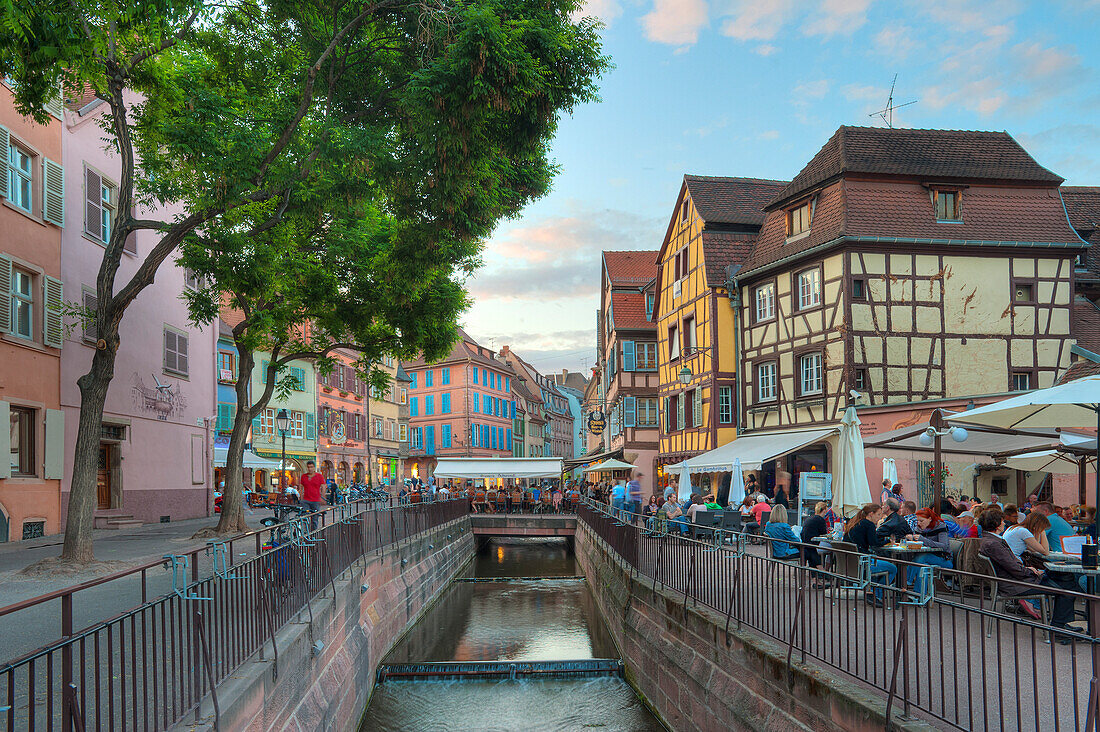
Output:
[
  {"xmin": 275, "ymin": 408, "xmax": 290, "ymax": 493},
  {"xmin": 678, "ymin": 365, "xmax": 692, "ymax": 385},
  {"xmin": 920, "ymin": 408, "xmax": 968, "ymax": 508}
]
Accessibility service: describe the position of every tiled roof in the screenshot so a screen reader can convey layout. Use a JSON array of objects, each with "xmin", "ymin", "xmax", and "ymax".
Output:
[
  {"xmin": 741, "ymin": 179, "xmax": 1083, "ymax": 276},
  {"xmin": 1073, "ymin": 296, "xmax": 1100, "ymax": 355},
  {"xmin": 603, "ymin": 251, "xmax": 658, "ymax": 285},
  {"xmin": 611, "ymin": 291, "xmax": 653, "ymax": 330},
  {"xmin": 403, "ymin": 328, "xmax": 516, "ymax": 373},
  {"xmin": 1057, "ymin": 358, "xmax": 1100, "ymax": 385},
  {"xmin": 684, "ymin": 176, "xmax": 787, "ymax": 226},
  {"xmin": 771, "ymin": 127, "xmax": 1063, "ymax": 209},
  {"xmin": 1063, "ymin": 187, "xmax": 1100, "ymax": 278},
  {"xmin": 700, "ymin": 231, "xmax": 758, "ymax": 287}
]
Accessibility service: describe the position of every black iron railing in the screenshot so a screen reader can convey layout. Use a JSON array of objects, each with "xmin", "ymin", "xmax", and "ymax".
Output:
[{"xmin": 577, "ymin": 499, "xmax": 1100, "ymax": 732}]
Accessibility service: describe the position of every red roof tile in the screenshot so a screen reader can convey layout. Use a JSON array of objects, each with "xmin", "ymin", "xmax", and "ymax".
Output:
[
  {"xmin": 611, "ymin": 291, "xmax": 653, "ymax": 330},
  {"xmin": 1063, "ymin": 187, "xmax": 1100, "ymax": 279},
  {"xmin": 684, "ymin": 176, "xmax": 787, "ymax": 226},
  {"xmin": 603, "ymin": 251, "xmax": 658, "ymax": 286},
  {"xmin": 700, "ymin": 230, "xmax": 760, "ymax": 287},
  {"xmin": 1074, "ymin": 296, "xmax": 1100, "ymax": 354},
  {"xmin": 771, "ymin": 127, "xmax": 1063, "ymax": 209},
  {"xmin": 1057, "ymin": 359, "xmax": 1100, "ymax": 385}
]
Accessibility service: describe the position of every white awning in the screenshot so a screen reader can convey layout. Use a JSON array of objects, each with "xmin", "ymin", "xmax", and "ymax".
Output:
[
  {"xmin": 667, "ymin": 426, "xmax": 839, "ymax": 474},
  {"xmin": 432, "ymin": 457, "xmax": 564, "ymax": 479},
  {"xmin": 213, "ymin": 447, "xmax": 281, "ymax": 470}
]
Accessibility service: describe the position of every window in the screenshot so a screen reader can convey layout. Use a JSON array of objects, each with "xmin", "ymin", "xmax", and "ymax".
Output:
[
  {"xmin": 505, "ymin": 377, "xmax": 510, "ymax": 393},
  {"xmin": 409, "ymin": 372, "xmax": 417, "ymax": 389},
  {"xmin": 482, "ymin": 370, "xmax": 488, "ymax": 387},
  {"xmin": 796, "ymin": 268, "xmax": 821, "ymax": 310},
  {"xmin": 679, "ymin": 248, "xmax": 689, "ymax": 280},
  {"xmin": 399, "ymin": 423, "xmax": 408, "ymax": 442},
  {"xmin": 692, "ymin": 388, "xmax": 703, "ymax": 427},
  {"xmin": 754, "ymin": 283, "xmax": 775, "ymax": 322},
  {"xmin": 1014, "ymin": 282, "xmax": 1034, "ymax": 302},
  {"xmin": 852, "ymin": 279, "xmax": 866, "ymax": 300},
  {"xmin": 718, "ymin": 386, "xmax": 732, "ymax": 423},
  {"xmin": 399, "ymin": 388, "xmax": 407, "ymax": 405},
  {"xmin": 637, "ymin": 397, "xmax": 658, "ymax": 426},
  {"xmin": 375, "ymin": 418, "xmax": 384, "ymax": 438},
  {"xmin": 681, "ymin": 200, "xmax": 688, "ymax": 222},
  {"xmin": 676, "ymin": 394, "xmax": 685, "ymax": 430},
  {"xmin": 260, "ymin": 408, "xmax": 275, "ymax": 436},
  {"xmin": 636, "ymin": 342, "xmax": 657, "ymax": 370},
  {"xmin": 483, "ymin": 394, "xmax": 491, "ymax": 413},
  {"xmin": 442, "ymin": 424, "xmax": 452, "ymax": 448},
  {"xmin": 163, "ymin": 328, "xmax": 189, "ymax": 376},
  {"xmin": 9, "ymin": 406, "xmax": 34, "ymax": 476},
  {"xmin": 10, "ymin": 269, "xmax": 32, "ymax": 339},
  {"xmin": 425, "ymin": 369, "xmax": 433, "ymax": 387},
  {"xmin": 291, "ymin": 411, "xmax": 304, "ymax": 439},
  {"xmin": 217, "ymin": 351, "xmax": 236, "ymax": 381},
  {"xmin": 472, "ymin": 367, "xmax": 478, "ymax": 384},
  {"xmin": 787, "ymin": 201, "xmax": 811, "ymax": 237},
  {"xmin": 757, "ymin": 362, "xmax": 777, "ymax": 401},
  {"xmin": 425, "ymin": 395, "xmax": 435, "ymax": 415},
  {"xmin": 442, "ymin": 367, "xmax": 450, "ymax": 385},
  {"xmin": 854, "ymin": 368, "xmax": 868, "ymax": 391},
  {"xmin": 8, "ymin": 144, "xmax": 32, "ymax": 213},
  {"xmin": 933, "ymin": 189, "xmax": 961, "ymax": 221},
  {"xmin": 410, "ymin": 397, "xmax": 419, "ymax": 417},
  {"xmin": 799, "ymin": 352, "xmax": 823, "ymax": 396},
  {"xmin": 184, "ymin": 269, "xmax": 204, "ymax": 291},
  {"xmin": 668, "ymin": 325, "xmax": 680, "ymax": 361},
  {"xmin": 84, "ymin": 167, "xmax": 117, "ymax": 243},
  {"xmin": 682, "ymin": 316, "xmax": 695, "ymax": 354},
  {"xmin": 441, "ymin": 393, "xmax": 451, "ymax": 414},
  {"xmin": 81, "ymin": 289, "xmax": 97, "ymax": 343},
  {"xmin": 1012, "ymin": 372, "xmax": 1031, "ymax": 391},
  {"xmin": 646, "ymin": 292, "xmax": 655, "ymax": 319}
]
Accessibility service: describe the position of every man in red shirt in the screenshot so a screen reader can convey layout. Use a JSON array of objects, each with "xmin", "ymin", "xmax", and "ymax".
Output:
[{"xmin": 299, "ymin": 461, "xmax": 326, "ymax": 529}]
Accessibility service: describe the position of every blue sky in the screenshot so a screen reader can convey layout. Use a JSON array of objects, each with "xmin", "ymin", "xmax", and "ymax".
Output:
[{"xmin": 463, "ymin": 0, "xmax": 1100, "ymax": 375}]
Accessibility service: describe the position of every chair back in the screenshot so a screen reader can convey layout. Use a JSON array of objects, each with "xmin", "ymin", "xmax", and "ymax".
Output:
[
  {"xmin": 972, "ymin": 553, "xmax": 1000, "ymax": 598},
  {"xmin": 722, "ymin": 512, "xmax": 743, "ymax": 533},
  {"xmin": 830, "ymin": 540, "xmax": 860, "ymax": 579},
  {"xmin": 1061, "ymin": 534, "xmax": 1088, "ymax": 557},
  {"xmin": 760, "ymin": 510, "xmax": 771, "ymax": 526}
]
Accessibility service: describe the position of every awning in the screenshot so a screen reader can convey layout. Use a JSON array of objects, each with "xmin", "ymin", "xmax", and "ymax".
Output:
[
  {"xmin": 863, "ymin": 421, "xmax": 1079, "ymax": 457},
  {"xmin": 583, "ymin": 458, "xmax": 636, "ymax": 473},
  {"xmin": 564, "ymin": 446, "xmax": 623, "ymax": 468},
  {"xmin": 213, "ymin": 447, "xmax": 281, "ymax": 470},
  {"xmin": 667, "ymin": 426, "xmax": 839, "ymax": 474},
  {"xmin": 432, "ymin": 457, "xmax": 564, "ymax": 479}
]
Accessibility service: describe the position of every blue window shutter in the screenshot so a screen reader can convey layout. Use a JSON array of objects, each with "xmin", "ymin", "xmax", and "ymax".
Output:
[
  {"xmin": 426, "ymin": 426, "xmax": 435, "ymax": 456},
  {"xmin": 410, "ymin": 372, "xmax": 417, "ymax": 389},
  {"xmin": 623, "ymin": 341, "xmax": 636, "ymax": 372},
  {"xmin": 483, "ymin": 425, "xmax": 489, "ymax": 448},
  {"xmin": 410, "ymin": 397, "xmax": 419, "ymax": 417},
  {"xmin": 442, "ymin": 393, "xmax": 450, "ymax": 413},
  {"xmin": 505, "ymin": 377, "xmax": 510, "ymax": 392},
  {"xmin": 624, "ymin": 396, "xmax": 636, "ymax": 428},
  {"xmin": 426, "ymin": 395, "xmax": 434, "ymax": 415},
  {"xmin": 442, "ymin": 368, "xmax": 450, "ymax": 385},
  {"xmin": 473, "ymin": 393, "xmax": 480, "ymax": 413},
  {"xmin": 511, "ymin": 401, "xmax": 516, "ymax": 419},
  {"xmin": 306, "ymin": 412, "xmax": 316, "ymax": 439},
  {"xmin": 482, "ymin": 371, "xmax": 488, "ymax": 387},
  {"xmin": 261, "ymin": 360, "xmax": 270, "ymax": 383},
  {"xmin": 443, "ymin": 424, "xmax": 452, "ymax": 448},
  {"xmin": 471, "ymin": 424, "xmax": 477, "ymax": 446},
  {"xmin": 483, "ymin": 394, "xmax": 489, "ymax": 412},
  {"xmin": 473, "ymin": 367, "xmax": 478, "ymax": 383},
  {"xmin": 251, "ymin": 414, "xmax": 263, "ymax": 438},
  {"xmin": 507, "ymin": 428, "xmax": 512, "ymax": 446}
]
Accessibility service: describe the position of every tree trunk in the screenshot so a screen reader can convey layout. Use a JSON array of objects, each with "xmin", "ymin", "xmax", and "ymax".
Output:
[
  {"xmin": 60, "ymin": 344, "xmax": 117, "ymax": 563},
  {"xmin": 214, "ymin": 348, "xmax": 256, "ymax": 534}
]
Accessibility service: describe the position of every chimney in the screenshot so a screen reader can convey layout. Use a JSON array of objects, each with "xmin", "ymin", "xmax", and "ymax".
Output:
[{"xmin": 499, "ymin": 345, "xmax": 510, "ymax": 356}]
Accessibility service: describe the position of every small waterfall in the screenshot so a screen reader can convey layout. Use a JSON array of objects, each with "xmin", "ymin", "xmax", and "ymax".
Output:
[{"xmin": 377, "ymin": 659, "xmax": 624, "ymax": 682}]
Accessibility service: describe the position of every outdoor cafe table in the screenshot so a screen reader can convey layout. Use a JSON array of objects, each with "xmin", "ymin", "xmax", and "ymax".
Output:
[{"xmin": 878, "ymin": 544, "xmax": 945, "ymax": 590}]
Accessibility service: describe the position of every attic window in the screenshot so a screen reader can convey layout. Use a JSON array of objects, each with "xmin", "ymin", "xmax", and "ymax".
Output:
[
  {"xmin": 932, "ymin": 189, "xmax": 961, "ymax": 221},
  {"xmin": 681, "ymin": 200, "xmax": 689, "ymax": 222},
  {"xmin": 786, "ymin": 201, "xmax": 811, "ymax": 238}
]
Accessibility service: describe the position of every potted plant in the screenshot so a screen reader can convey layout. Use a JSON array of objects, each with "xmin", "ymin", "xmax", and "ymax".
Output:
[{"xmin": 322, "ymin": 385, "xmax": 333, "ymax": 393}]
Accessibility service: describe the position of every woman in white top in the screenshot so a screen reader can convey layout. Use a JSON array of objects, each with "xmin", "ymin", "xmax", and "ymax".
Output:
[{"xmin": 1002, "ymin": 511, "xmax": 1051, "ymax": 560}]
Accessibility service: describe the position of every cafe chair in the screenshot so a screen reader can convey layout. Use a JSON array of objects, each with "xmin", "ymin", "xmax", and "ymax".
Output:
[{"xmin": 973, "ymin": 555, "xmax": 1052, "ymax": 642}]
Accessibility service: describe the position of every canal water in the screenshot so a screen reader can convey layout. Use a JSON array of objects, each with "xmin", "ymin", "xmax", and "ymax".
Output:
[{"xmin": 359, "ymin": 537, "xmax": 662, "ymax": 731}]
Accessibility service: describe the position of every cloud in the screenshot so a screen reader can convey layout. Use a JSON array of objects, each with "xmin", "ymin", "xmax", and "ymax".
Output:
[
  {"xmin": 687, "ymin": 116, "xmax": 730, "ymax": 137},
  {"xmin": 719, "ymin": 0, "xmax": 794, "ymax": 41},
  {"xmin": 467, "ymin": 207, "xmax": 663, "ymax": 301},
  {"xmin": 802, "ymin": 0, "xmax": 872, "ymax": 37},
  {"xmin": 461, "ymin": 329, "xmax": 597, "ymax": 373},
  {"xmin": 754, "ymin": 44, "xmax": 779, "ymax": 56},
  {"xmin": 758, "ymin": 129, "xmax": 780, "ymax": 140},
  {"xmin": 642, "ymin": 0, "xmax": 709, "ymax": 46},
  {"xmin": 1016, "ymin": 124, "xmax": 1100, "ymax": 184},
  {"xmin": 793, "ymin": 79, "xmax": 830, "ymax": 101},
  {"xmin": 573, "ymin": 0, "xmax": 623, "ymax": 24},
  {"xmin": 873, "ymin": 25, "xmax": 918, "ymax": 60}
]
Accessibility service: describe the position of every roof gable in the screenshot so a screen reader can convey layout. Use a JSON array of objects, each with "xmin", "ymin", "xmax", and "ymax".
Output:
[
  {"xmin": 684, "ymin": 175, "xmax": 787, "ymax": 227},
  {"xmin": 771, "ymin": 126, "xmax": 1063, "ymax": 209},
  {"xmin": 603, "ymin": 250, "xmax": 659, "ymax": 286}
]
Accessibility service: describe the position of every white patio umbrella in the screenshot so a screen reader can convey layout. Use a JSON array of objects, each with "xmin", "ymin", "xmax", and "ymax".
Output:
[
  {"xmin": 833, "ymin": 406, "xmax": 873, "ymax": 517},
  {"xmin": 954, "ymin": 375, "xmax": 1100, "ymax": 511},
  {"xmin": 677, "ymin": 464, "xmax": 694, "ymax": 502},
  {"xmin": 1002, "ymin": 449, "xmax": 1095, "ymax": 475},
  {"xmin": 730, "ymin": 457, "xmax": 745, "ymax": 505},
  {"xmin": 882, "ymin": 458, "xmax": 899, "ymax": 488}
]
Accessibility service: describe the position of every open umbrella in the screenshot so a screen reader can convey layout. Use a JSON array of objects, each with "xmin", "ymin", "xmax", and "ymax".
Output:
[
  {"xmin": 833, "ymin": 406, "xmax": 873, "ymax": 517},
  {"xmin": 955, "ymin": 374, "xmax": 1100, "ymax": 511}
]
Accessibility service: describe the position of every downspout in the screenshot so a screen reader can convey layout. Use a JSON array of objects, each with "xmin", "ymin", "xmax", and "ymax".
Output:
[{"xmin": 727, "ymin": 265, "xmax": 744, "ymax": 436}]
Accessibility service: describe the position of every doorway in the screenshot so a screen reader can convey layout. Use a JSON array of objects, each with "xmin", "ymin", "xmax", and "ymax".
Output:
[{"xmin": 97, "ymin": 444, "xmax": 113, "ymax": 509}]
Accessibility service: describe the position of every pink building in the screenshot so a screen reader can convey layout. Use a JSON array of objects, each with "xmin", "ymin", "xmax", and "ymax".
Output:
[
  {"xmin": 60, "ymin": 91, "xmax": 217, "ymax": 527},
  {"xmin": 403, "ymin": 329, "xmax": 516, "ymax": 481}
]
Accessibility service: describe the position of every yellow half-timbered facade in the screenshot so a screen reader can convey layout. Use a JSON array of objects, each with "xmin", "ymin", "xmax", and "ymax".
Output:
[{"xmin": 655, "ymin": 176, "xmax": 785, "ymax": 481}]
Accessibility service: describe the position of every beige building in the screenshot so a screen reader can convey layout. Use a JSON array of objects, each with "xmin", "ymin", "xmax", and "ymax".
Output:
[{"xmin": 367, "ymin": 357, "xmax": 411, "ymax": 487}]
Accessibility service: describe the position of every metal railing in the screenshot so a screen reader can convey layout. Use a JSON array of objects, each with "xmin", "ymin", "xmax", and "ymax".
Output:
[
  {"xmin": 0, "ymin": 498, "xmax": 467, "ymax": 732},
  {"xmin": 578, "ymin": 500, "xmax": 1100, "ymax": 731}
]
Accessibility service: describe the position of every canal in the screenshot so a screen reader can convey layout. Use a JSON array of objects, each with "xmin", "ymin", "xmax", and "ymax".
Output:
[{"xmin": 359, "ymin": 537, "xmax": 663, "ymax": 731}]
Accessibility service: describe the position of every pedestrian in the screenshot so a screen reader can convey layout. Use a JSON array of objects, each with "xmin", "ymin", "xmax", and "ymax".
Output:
[
  {"xmin": 625, "ymin": 470, "xmax": 643, "ymax": 523},
  {"xmin": 611, "ymin": 479, "xmax": 626, "ymax": 519},
  {"xmin": 299, "ymin": 461, "xmax": 326, "ymax": 530},
  {"xmin": 745, "ymin": 474, "xmax": 758, "ymax": 498},
  {"xmin": 880, "ymin": 478, "xmax": 893, "ymax": 505}
]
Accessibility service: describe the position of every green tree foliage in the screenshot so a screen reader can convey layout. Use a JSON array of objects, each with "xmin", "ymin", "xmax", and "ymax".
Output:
[{"xmin": 0, "ymin": 0, "xmax": 607, "ymax": 562}]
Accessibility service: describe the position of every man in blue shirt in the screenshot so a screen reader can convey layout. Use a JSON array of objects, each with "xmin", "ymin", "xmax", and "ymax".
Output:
[
  {"xmin": 1034, "ymin": 502, "xmax": 1076, "ymax": 552},
  {"xmin": 624, "ymin": 471, "xmax": 643, "ymax": 524},
  {"xmin": 610, "ymin": 480, "xmax": 626, "ymax": 519}
]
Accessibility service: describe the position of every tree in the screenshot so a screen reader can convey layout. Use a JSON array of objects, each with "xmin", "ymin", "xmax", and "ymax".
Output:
[{"xmin": 1, "ymin": 0, "xmax": 606, "ymax": 563}]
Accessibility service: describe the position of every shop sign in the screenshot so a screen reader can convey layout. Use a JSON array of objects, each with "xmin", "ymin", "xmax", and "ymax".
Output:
[
  {"xmin": 330, "ymin": 419, "xmax": 347, "ymax": 445},
  {"xmin": 587, "ymin": 411, "xmax": 606, "ymax": 435}
]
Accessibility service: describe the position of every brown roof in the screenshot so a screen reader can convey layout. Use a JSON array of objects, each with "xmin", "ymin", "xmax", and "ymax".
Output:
[
  {"xmin": 771, "ymin": 127, "xmax": 1063, "ymax": 209},
  {"xmin": 403, "ymin": 327, "xmax": 516, "ymax": 374},
  {"xmin": 684, "ymin": 175, "xmax": 787, "ymax": 226},
  {"xmin": 611, "ymin": 291, "xmax": 653, "ymax": 330},
  {"xmin": 1074, "ymin": 296, "xmax": 1100, "ymax": 355},
  {"xmin": 1057, "ymin": 358, "xmax": 1100, "ymax": 385},
  {"xmin": 603, "ymin": 251, "xmax": 658, "ymax": 285},
  {"xmin": 741, "ymin": 178, "xmax": 1083, "ymax": 276},
  {"xmin": 700, "ymin": 231, "xmax": 758, "ymax": 287},
  {"xmin": 1063, "ymin": 187, "xmax": 1100, "ymax": 279}
]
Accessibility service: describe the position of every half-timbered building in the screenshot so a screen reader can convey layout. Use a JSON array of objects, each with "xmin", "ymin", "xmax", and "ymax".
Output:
[
  {"xmin": 654, "ymin": 176, "xmax": 786, "ymax": 486},
  {"xmin": 596, "ymin": 251, "xmax": 660, "ymax": 493}
]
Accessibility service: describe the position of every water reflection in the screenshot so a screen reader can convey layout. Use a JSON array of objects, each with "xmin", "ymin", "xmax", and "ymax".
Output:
[{"xmin": 467, "ymin": 537, "xmax": 577, "ymax": 577}]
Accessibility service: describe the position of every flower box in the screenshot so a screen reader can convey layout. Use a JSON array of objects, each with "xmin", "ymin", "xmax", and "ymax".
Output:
[
  {"xmin": 322, "ymin": 386, "xmax": 333, "ymax": 393},
  {"xmin": 339, "ymin": 391, "xmax": 349, "ymax": 397}
]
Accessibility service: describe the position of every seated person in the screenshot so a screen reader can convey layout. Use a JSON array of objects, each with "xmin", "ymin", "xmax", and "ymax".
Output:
[
  {"xmin": 1002, "ymin": 512, "xmax": 1051, "ymax": 561},
  {"xmin": 978, "ymin": 508, "xmax": 1078, "ymax": 641},
  {"xmin": 750, "ymin": 496, "xmax": 771, "ymax": 532},
  {"xmin": 686, "ymin": 494, "xmax": 708, "ymax": 523},
  {"xmin": 904, "ymin": 508, "xmax": 954, "ymax": 593},
  {"xmin": 658, "ymin": 495, "xmax": 686, "ymax": 534},
  {"xmin": 875, "ymin": 499, "xmax": 910, "ymax": 543},
  {"xmin": 763, "ymin": 505, "xmax": 800, "ymax": 560},
  {"xmin": 843, "ymin": 503, "xmax": 897, "ymax": 606}
]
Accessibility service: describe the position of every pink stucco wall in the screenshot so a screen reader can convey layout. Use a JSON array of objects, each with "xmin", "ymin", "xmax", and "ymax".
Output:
[{"xmin": 59, "ymin": 96, "xmax": 217, "ymax": 526}]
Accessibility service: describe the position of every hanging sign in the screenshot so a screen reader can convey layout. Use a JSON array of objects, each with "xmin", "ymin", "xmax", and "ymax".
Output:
[
  {"xmin": 588, "ymin": 411, "xmax": 606, "ymax": 435},
  {"xmin": 331, "ymin": 419, "xmax": 347, "ymax": 445}
]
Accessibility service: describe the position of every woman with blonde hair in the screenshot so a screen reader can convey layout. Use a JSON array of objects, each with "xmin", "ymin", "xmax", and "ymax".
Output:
[{"xmin": 763, "ymin": 504, "xmax": 800, "ymax": 560}]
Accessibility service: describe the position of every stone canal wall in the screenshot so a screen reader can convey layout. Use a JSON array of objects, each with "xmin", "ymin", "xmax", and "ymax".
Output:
[
  {"xmin": 187, "ymin": 515, "xmax": 474, "ymax": 732},
  {"xmin": 574, "ymin": 522, "xmax": 933, "ymax": 732}
]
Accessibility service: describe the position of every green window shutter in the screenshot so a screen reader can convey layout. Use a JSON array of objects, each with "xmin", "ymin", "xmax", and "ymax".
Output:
[
  {"xmin": 216, "ymin": 404, "xmax": 231, "ymax": 432},
  {"xmin": 44, "ymin": 88, "xmax": 64, "ymax": 119},
  {"xmin": 622, "ymin": 341, "xmax": 635, "ymax": 371},
  {"xmin": 0, "ymin": 126, "xmax": 9, "ymax": 200},
  {"xmin": 252, "ymin": 414, "xmax": 263, "ymax": 437},
  {"xmin": 624, "ymin": 396, "xmax": 636, "ymax": 428},
  {"xmin": 42, "ymin": 158, "xmax": 64, "ymax": 227},
  {"xmin": 0, "ymin": 401, "xmax": 10, "ymax": 480},
  {"xmin": 43, "ymin": 408, "xmax": 65, "ymax": 480},
  {"xmin": 43, "ymin": 276, "xmax": 63, "ymax": 348},
  {"xmin": 305, "ymin": 412, "xmax": 316, "ymax": 440},
  {"xmin": 261, "ymin": 360, "xmax": 270, "ymax": 383},
  {"xmin": 0, "ymin": 255, "xmax": 11, "ymax": 335}
]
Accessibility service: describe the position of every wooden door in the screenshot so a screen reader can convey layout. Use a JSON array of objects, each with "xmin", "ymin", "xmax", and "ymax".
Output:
[{"xmin": 97, "ymin": 444, "xmax": 112, "ymax": 509}]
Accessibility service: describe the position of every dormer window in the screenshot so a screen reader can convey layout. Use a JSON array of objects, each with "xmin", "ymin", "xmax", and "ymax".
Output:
[
  {"xmin": 786, "ymin": 201, "xmax": 811, "ymax": 238},
  {"xmin": 932, "ymin": 189, "xmax": 961, "ymax": 221}
]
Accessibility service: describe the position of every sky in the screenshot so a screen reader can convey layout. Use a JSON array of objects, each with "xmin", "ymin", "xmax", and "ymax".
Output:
[{"xmin": 461, "ymin": 0, "xmax": 1100, "ymax": 376}]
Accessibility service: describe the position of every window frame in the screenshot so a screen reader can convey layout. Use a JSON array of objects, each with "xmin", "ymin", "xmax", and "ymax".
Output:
[
  {"xmin": 786, "ymin": 200, "xmax": 812, "ymax": 239},
  {"xmin": 682, "ymin": 315, "xmax": 696, "ymax": 355},
  {"xmin": 854, "ymin": 368, "xmax": 868, "ymax": 391},
  {"xmin": 668, "ymin": 324, "xmax": 680, "ymax": 361},
  {"xmin": 753, "ymin": 281, "xmax": 776, "ymax": 323},
  {"xmin": 756, "ymin": 361, "xmax": 778, "ymax": 402},
  {"xmin": 851, "ymin": 278, "xmax": 867, "ymax": 300},
  {"xmin": 9, "ymin": 405, "xmax": 35, "ymax": 477},
  {"xmin": 9, "ymin": 267, "xmax": 33, "ymax": 340},
  {"xmin": 163, "ymin": 325, "xmax": 190, "ymax": 377},
  {"xmin": 8, "ymin": 142, "xmax": 33, "ymax": 214},
  {"xmin": 637, "ymin": 397, "xmax": 659, "ymax": 427},
  {"xmin": 635, "ymin": 342, "xmax": 657, "ymax": 371},
  {"xmin": 798, "ymin": 351, "xmax": 824, "ymax": 397},
  {"xmin": 1011, "ymin": 371, "xmax": 1034, "ymax": 392},
  {"xmin": 932, "ymin": 188, "xmax": 962, "ymax": 222},
  {"xmin": 1012, "ymin": 279, "xmax": 1037, "ymax": 305},
  {"xmin": 794, "ymin": 266, "xmax": 823, "ymax": 312}
]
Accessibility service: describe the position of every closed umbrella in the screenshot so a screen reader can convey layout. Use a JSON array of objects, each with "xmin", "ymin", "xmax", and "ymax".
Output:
[
  {"xmin": 833, "ymin": 406, "xmax": 873, "ymax": 517},
  {"xmin": 955, "ymin": 375, "xmax": 1100, "ymax": 513},
  {"xmin": 882, "ymin": 458, "xmax": 898, "ymax": 489},
  {"xmin": 730, "ymin": 457, "xmax": 745, "ymax": 504},
  {"xmin": 678, "ymin": 464, "xmax": 694, "ymax": 502}
]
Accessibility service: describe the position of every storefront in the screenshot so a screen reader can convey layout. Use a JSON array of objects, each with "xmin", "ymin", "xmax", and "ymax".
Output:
[{"xmin": 253, "ymin": 451, "xmax": 315, "ymax": 491}]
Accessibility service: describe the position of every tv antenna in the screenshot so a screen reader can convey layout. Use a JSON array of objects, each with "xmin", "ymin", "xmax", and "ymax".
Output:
[{"xmin": 869, "ymin": 74, "xmax": 917, "ymax": 128}]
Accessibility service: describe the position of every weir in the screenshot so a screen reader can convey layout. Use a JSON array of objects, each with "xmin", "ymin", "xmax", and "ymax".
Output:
[{"xmin": 376, "ymin": 659, "xmax": 624, "ymax": 681}]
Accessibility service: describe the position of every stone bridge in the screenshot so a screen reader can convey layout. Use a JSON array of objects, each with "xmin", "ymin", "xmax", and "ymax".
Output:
[{"xmin": 468, "ymin": 513, "xmax": 577, "ymax": 537}]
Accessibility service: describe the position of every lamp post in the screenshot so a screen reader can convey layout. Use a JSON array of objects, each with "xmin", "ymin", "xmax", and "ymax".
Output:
[
  {"xmin": 275, "ymin": 409, "xmax": 290, "ymax": 494},
  {"xmin": 919, "ymin": 408, "xmax": 968, "ymax": 508}
]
